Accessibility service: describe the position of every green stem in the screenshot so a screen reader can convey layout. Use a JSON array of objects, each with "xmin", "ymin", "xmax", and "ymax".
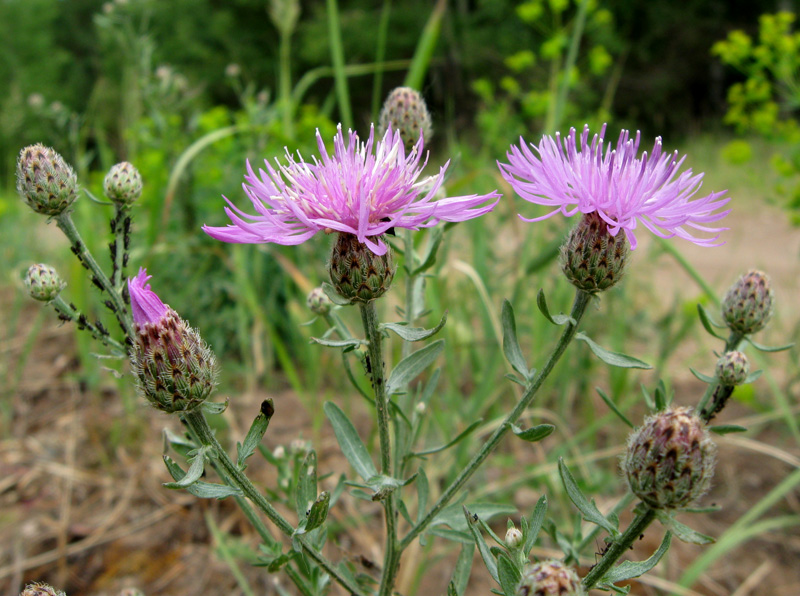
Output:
[
  {"xmin": 550, "ymin": 0, "xmax": 590, "ymax": 133},
  {"xmin": 582, "ymin": 507, "xmax": 658, "ymax": 591},
  {"xmin": 111, "ymin": 204, "xmax": 130, "ymax": 295},
  {"xmin": 51, "ymin": 296, "xmax": 126, "ymax": 354},
  {"xmin": 182, "ymin": 409, "xmax": 366, "ymax": 596},
  {"xmin": 56, "ymin": 212, "xmax": 135, "ymax": 342},
  {"xmin": 279, "ymin": 29, "xmax": 295, "ymax": 140},
  {"xmin": 696, "ymin": 330, "xmax": 745, "ymax": 419},
  {"xmin": 371, "ymin": 0, "xmax": 393, "ymax": 122},
  {"xmin": 401, "ymin": 289, "xmax": 592, "ymax": 549},
  {"xmin": 325, "ymin": 0, "xmax": 353, "ymax": 129},
  {"xmin": 577, "ymin": 492, "xmax": 635, "ymax": 553},
  {"xmin": 358, "ymin": 302, "xmax": 400, "ymax": 596}
]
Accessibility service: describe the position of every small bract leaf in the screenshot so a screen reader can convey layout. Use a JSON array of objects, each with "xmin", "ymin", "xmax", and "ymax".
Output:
[
  {"xmin": 321, "ymin": 282, "xmax": 351, "ymax": 305},
  {"xmin": 746, "ymin": 338, "xmax": 794, "ymax": 353},
  {"xmin": 558, "ymin": 458, "xmax": 619, "ymax": 537},
  {"xmin": 502, "ymin": 300, "xmax": 530, "ymax": 378},
  {"xmin": 576, "ymin": 333, "xmax": 652, "ymax": 369},
  {"xmin": 697, "ymin": 304, "xmax": 726, "ymax": 338},
  {"xmin": 381, "ymin": 311, "xmax": 447, "ymax": 341},
  {"xmin": 656, "ymin": 511, "xmax": 714, "ymax": 544},
  {"xmin": 497, "ymin": 553, "xmax": 522, "ymax": 596},
  {"xmin": 448, "ymin": 543, "xmax": 475, "ymax": 596},
  {"xmin": 464, "ymin": 507, "xmax": 499, "ymax": 583},
  {"xmin": 510, "ymin": 423, "xmax": 555, "ymax": 442},
  {"xmin": 709, "ymin": 424, "xmax": 748, "ymax": 435},
  {"xmin": 596, "ymin": 387, "xmax": 634, "ymax": 428},
  {"xmin": 303, "ymin": 491, "xmax": 330, "ymax": 532},
  {"xmin": 523, "ymin": 495, "xmax": 547, "ymax": 556},
  {"xmin": 537, "ymin": 289, "xmax": 576, "ymax": 326},
  {"xmin": 600, "ymin": 531, "xmax": 671, "ymax": 584},
  {"xmin": 310, "ymin": 337, "xmax": 366, "ymax": 348}
]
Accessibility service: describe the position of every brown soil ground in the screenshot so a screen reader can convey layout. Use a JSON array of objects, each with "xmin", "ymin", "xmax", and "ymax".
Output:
[{"xmin": 2, "ymin": 204, "xmax": 799, "ymax": 596}]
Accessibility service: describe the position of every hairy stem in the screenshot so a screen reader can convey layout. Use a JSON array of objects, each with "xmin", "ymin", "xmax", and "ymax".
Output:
[
  {"xmin": 359, "ymin": 301, "xmax": 400, "ymax": 596},
  {"xmin": 51, "ymin": 296, "xmax": 127, "ymax": 353},
  {"xmin": 401, "ymin": 289, "xmax": 592, "ymax": 548}
]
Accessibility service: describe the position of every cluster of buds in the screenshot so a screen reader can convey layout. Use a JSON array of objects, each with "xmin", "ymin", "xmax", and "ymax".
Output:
[
  {"xmin": 328, "ymin": 233, "xmax": 395, "ymax": 303},
  {"xmin": 560, "ymin": 211, "xmax": 629, "ymax": 293},
  {"xmin": 623, "ymin": 407, "xmax": 716, "ymax": 509},
  {"xmin": 104, "ymin": 161, "xmax": 143, "ymax": 205},
  {"xmin": 722, "ymin": 270, "xmax": 774, "ymax": 335},
  {"xmin": 516, "ymin": 560, "xmax": 584, "ymax": 596},
  {"xmin": 16, "ymin": 144, "xmax": 78, "ymax": 216},
  {"xmin": 128, "ymin": 268, "xmax": 217, "ymax": 413},
  {"xmin": 715, "ymin": 350, "xmax": 750, "ymax": 386},
  {"xmin": 24, "ymin": 264, "xmax": 65, "ymax": 302},
  {"xmin": 378, "ymin": 86, "xmax": 433, "ymax": 151}
]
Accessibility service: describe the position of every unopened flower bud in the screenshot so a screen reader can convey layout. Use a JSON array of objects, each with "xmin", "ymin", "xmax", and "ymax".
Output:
[
  {"xmin": 722, "ymin": 270, "xmax": 774, "ymax": 335},
  {"xmin": 715, "ymin": 351, "xmax": 750, "ymax": 386},
  {"xmin": 272, "ymin": 445, "xmax": 286, "ymax": 459},
  {"xmin": 379, "ymin": 87, "xmax": 433, "ymax": 151},
  {"xmin": 623, "ymin": 407, "xmax": 716, "ymax": 509},
  {"xmin": 16, "ymin": 144, "xmax": 78, "ymax": 216},
  {"xmin": 117, "ymin": 590, "xmax": 145, "ymax": 596},
  {"xmin": 560, "ymin": 211, "xmax": 629, "ymax": 293},
  {"xmin": 20, "ymin": 583, "xmax": 66, "ymax": 596},
  {"xmin": 516, "ymin": 560, "xmax": 584, "ymax": 596},
  {"xmin": 328, "ymin": 233, "xmax": 395, "ymax": 303},
  {"xmin": 128, "ymin": 268, "xmax": 217, "ymax": 413},
  {"xmin": 415, "ymin": 402, "xmax": 427, "ymax": 415},
  {"xmin": 25, "ymin": 264, "xmax": 65, "ymax": 302},
  {"xmin": 505, "ymin": 526, "xmax": 523, "ymax": 549},
  {"xmin": 307, "ymin": 286, "xmax": 332, "ymax": 315},
  {"xmin": 104, "ymin": 161, "xmax": 143, "ymax": 205}
]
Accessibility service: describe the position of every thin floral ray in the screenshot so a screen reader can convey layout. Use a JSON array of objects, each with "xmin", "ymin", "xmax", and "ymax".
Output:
[{"xmin": 203, "ymin": 124, "xmax": 500, "ymax": 255}]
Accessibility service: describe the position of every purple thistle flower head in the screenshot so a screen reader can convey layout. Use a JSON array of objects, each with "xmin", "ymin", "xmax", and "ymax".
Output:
[
  {"xmin": 128, "ymin": 267, "xmax": 168, "ymax": 327},
  {"xmin": 498, "ymin": 124, "xmax": 731, "ymax": 249},
  {"xmin": 202, "ymin": 124, "xmax": 500, "ymax": 255}
]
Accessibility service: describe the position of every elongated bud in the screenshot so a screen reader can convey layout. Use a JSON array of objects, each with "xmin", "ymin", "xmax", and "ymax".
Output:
[
  {"xmin": 516, "ymin": 560, "xmax": 584, "ymax": 596},
  {"xmin": 128, "ymin": 268, "xmax": 217, "ymax": 413},
  {"xmin": 722, "ymin": 270, "xmax": 774, "ymax": 335},
  {"xmin": 20, "ymin": 583, "xmax": 67, "ymax": 596},
  {"xmin": 16, "ymin": 144, "xmax": 78, "ymax": 216},
  {"xmin": 25, "ymin": 264, "xmax": 66, "ymax": 302},
  {"xmin": 715, "ymin": 350, "xmax": 750, "ymax": 386},
  {"xmin": 623, "ymin": 407, "xmax": 716, "ymax": 509},
  {"xmin": 104, "ymin": 161, "xmax": 143, "ymax": 205},
  {"xmin": 505, "ymin": 526, "xmax": 523, "ymax": 549},
  {"xmin": 328, "ymin": 233, "xmax": 394, "ymax": 303},
  {"xmin": 560, "ymin": 211, "xmax": 629, "ymax": 293},
  {"xmin": 378, "ymin": 87, "xmax": 433, "ymax": 151},
  {"xmin": 307, "ymin": 286, "xmax": 332, "ymax": 315}
]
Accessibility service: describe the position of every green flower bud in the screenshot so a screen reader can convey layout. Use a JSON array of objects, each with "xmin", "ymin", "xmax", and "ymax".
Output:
[
  {"xmin": 307, "ymin": 286, "xmax": 333, "ymax": 315},
  {"xmin": 328, "ymin": 233, "xmax": 395, "ymax": 303},
  {"xmin": 516, "ymin": 560, "xmax": 584, "ymax": 596},
  {"xmin": 20, "ymin": 583, "xmax": 67, "ymax": 596},
  {"xmin": 560, "ymin": 211, "xmax": 629, "ymax": 293},
  {"xmin": 378, "ymin": 87, "xmax": 433, "ymax": 151},
  {"xmin": 25, "ymin": 263, "xmax": 66, "ymax": 302},
  {"xmin": 16, "ymin": 144, "xmax": 78, "ymax": 216},
  {"xmin": 623, "ymin": 407, "xmax": 716, "ymax": 510},
  {"xmin": 721, "ymin": 270, "xmax": 774, "ymax": 335},
  {"xmin": 715, "ymin": 350, "xmax": 750, "ymax": 386},
  {"xmin": 505, "ymin": 526, "xmax": 523, "ymax": 549},
  {"xmin": 104, "ymin": 161, "xmax": 143, "ymax": 205}
]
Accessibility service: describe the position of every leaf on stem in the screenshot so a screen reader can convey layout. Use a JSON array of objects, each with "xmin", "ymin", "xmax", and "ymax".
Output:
[
  {"xmin": 697, "ymin": 304, "xmax": 726, "ymax": 339},
  {"xmin": 745, "ymin": 338, "xmax": 795, "ymax": 353},
  {"xmin": 321, "ymin": 282, "xmax": 352, "ymax": 306},
  {"xmin": 537, "ymin": 289, "xmax": 576, "ymax": 326},
  {"xmin": 310, "ymin": 337, "xmax": 366, "ymax": 349},
  {"xmin": 411, "ymin": 223, "xmax": 444, "ymax": 276},
  {"xmin": 595, "ymin": 388, "xmax": 634, "ymax": 428},
  {"xmin": 323, "ymin": 402, "xmax": 377, "ymax": 481},
  {"xmin": 413, "ymin": 419, "xmax": 483, "ymax": 456},
  {"xmin": 599, "ymin": 531, "xmax": 671, "ymax": 585},
  {"xmin": 164, "ymin": 446, "xmax": 210, "ymax": 488},
  {"xmin": 510, "ymin": 423, "xmax": 555, "ymax": 443},
  {"xmin": 464, "ymin": 507, "xmax": 499, "ymax": 583},
  {"xmin": 381, "ymin": 310, "xmax": 447, "ymax": 342},
  {"xmin": 502, "ymin": 300, "xmax": 531, "ymax": 379},
  {"xmin": 201, "ymin": 399, "xmax": 229, "ymax": 414},
  {"xmin": 237, "ymin": 399, "xmax": 274, "ymax": 470},
  {"xmin": 558, "ymin": 458, "xmax": 619, "ymax": 537},
  {"xmin": 162, "ymin": 456, "xmax": 242, "ymax": 499},
  {"xmin": 448, "ymin": 543, "xmax": 475, "ymax": 596},
  {"xmin": 295, "ymin": 450, "xmax": 319, "ymax": 519},
  {"xmin": 523, "ymin": 495, "xmax": 547, "ymax": 556},
  {"xmin": 655, "ymin": 511, "xmax": 714, "ymax": 544},
  {"xmin": 709, "ymin": 424, "xmax": 748, "ymax": 435},
  {"xmin": 689, "ymin": 367, "xmax": 716, "ymax": 384},
  {"xmin": 301, "ymin": 491, "xmax": 330, "ymax": 533},
  {"xmin": 497, "ymin": 552, "xmax": 521, "ymax": 596},
  {"xmin": 575, "ymin": 333, "xmax": 652, "ymax": 369},
  {"xmin": 434, "ymin": 503, "xmax": 517, "ymax": 532},
  {"xmin": 417, "ymin": 467, "xmax": 429, "ymax": 524},
  {"xmin": 386, "ymin": 339, "xmax": 445, "ymax": 395}
]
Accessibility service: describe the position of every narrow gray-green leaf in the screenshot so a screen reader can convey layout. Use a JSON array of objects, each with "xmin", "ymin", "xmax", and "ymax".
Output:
[
  {"xmin": 428, "ymin": 526, "xmax": 474, "ymax": 544},
  {"xmin": 165, "ymin": 446, "xmax": 210, "ymax": 488},
  {"xmin": 558, "ymin": 458, "xmax": 619, "ymax": 537},
  {"xmin": 709, "ymin": 424, "xmax": 747, "ymax": 435},
  {"xmin": 412, "ymin": 222, "xmax": 444, "ymax": 276},
  {"xmin": 387, "ymin": 339, "xmax": 445, "ymax": 395},
  {"xmin": 595, "ymin": 388, "xmax": 634, "ymax": 428},
  {"xmin": 502, "ymin": 300, "xmax": 529, "ymax": 378},
  {"xmin": 303, "ymin": 491, "xmax": 330, "ymax": 532},
  {"xmin": 523, "ymin": 495, "xmax": 547, "ymax": 556},
  {"xmin": 497, "ymin": 553, "xmax": 521, "ymax": 596},
  {"xmin": 601, "ymin": 531, "xmax": 671, "ymax": 584},
  {"xmin": 162, "ymin": 456, "xmax": 242, "ymax": 499},
  {"xmin": 746, "ymin": 338, "xmax": 795, "ymax": 353},
  {"xmin": 201, "ymin": 399, "xmax": 229, "ymax": 414},
  {"xmin": 324, "ymin": 402, "xmax": 377, "ymax": 481},
  {"xmin": 310, "ymin": 337, "xmax": 365, "ymax": 349},
  {"xmin": 414, "ymin": 419, "xmax": 483, "ymax": 456},
  {"xmin": 576, "ymin": 333, "xmax": 652, "ymax": 369},
  {"xmin": 536, "ymin": 289, "xmax": 576, "ymax": 326},
  {"xmin": 449, "ymin": 543, "xmax": 475, "ymax": 596},
  {"xmin": 296, "ymin": 450, "xmax": 318, "ymax": 519},
  {"xmin": 434, "ymin": 503, "xmax": 517, "ymax": 532},
  {"xmin": 655, "ymin": 511, "xmax": 714, "ymax": 544},
  {"xmin": 237, "ymin": 399, "xmax": 274, "ymax": 469},
  {"xmin": 697, "ymin": 304, "xmax": 726, "ymax": 338},
  {"xmin": 321, "ymin": 282, "xmax": 351, "ymax": 306},
  {"xmin": 382, "ymin": 311, "xmax": 447, "ymax": 342},
  {"xmin": 743, "ymin": 369, "xmax": 763, "ymax": 383},
  {"xmin": 689, "ymin": 367, "xmax": 716, "ymax": 384},
  {"xmin": 417, "ymin": 467, "xmax": 429, "ymax": 524},
  {"xmin": 464, "ymin": 507, "xmax": 499, "ymax": 583},
  {"xmin": 510, "ymin": 423, "xmax": 555, "ymax": 443}
]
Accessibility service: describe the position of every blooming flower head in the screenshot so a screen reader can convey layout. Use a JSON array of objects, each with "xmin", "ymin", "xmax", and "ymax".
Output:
[
  {"xmin": 202, "ymin": 124, "xmax": 500, "ymax": 255},
  {"xmin": 498, "ymin": 124, "xmax": 730, "ymax": 249}
]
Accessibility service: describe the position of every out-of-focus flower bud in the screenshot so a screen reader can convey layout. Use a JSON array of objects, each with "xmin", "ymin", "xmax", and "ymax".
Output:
[
  {"xmin": 715, "ymin": 350, "xmax": 750, "ymax": 386},
  {"xmin": 16, "ymin": 144, "xmax": 78, "ymax": 216},
  {"xmin": 25, "ymin": 264, "xmax": 66, "ymax": 302},
  {"xmin": 623, "ymin": 407, "xmax": 716, "ymax": 509},
  {"xmin": 329, "ymin": 233, "xmax": 395, "ymax": 303},
  {"xmin": 307, "ymin": 286, "xmax": 332, "ymax": 315},
  {"xmin": 379, "ymin": 87, "xmax": 433, "ymax": 152},
  {"xmin": 516, "ymin": 560, "xmax": 584, "ymax": 596},
  {"xmin": 20, "ymin": 583, "xmax": 67, "ymax": 596},
  {"xmin": 128, "ymin": 268, "xmax": 217, "ymax": 413},
  {"xmin": 104, "ymin": 162, "xmax": 143, "ymax": 205},
  {"xmin": 722, "ymin": 270, "xmax": 774, "ymax": 335}
]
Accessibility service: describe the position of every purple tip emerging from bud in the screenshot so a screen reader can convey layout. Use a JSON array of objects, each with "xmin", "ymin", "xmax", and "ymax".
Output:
[{"xmin": 128, "ymin": 267, "xmax": 168, "ymax": 327}]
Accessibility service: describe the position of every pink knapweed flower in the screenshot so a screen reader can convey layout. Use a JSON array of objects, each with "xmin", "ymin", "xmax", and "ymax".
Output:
[
  {"xmin": 202, "ymin": 125, "xmax": 500, "ymax": 255},
  {"xmin": 498, "ymin": 124, "xmax": 730, "ymax": 249},
  {"xmin": 128, "ymin": 267, "xmax": 169, "ymax": 326}
]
